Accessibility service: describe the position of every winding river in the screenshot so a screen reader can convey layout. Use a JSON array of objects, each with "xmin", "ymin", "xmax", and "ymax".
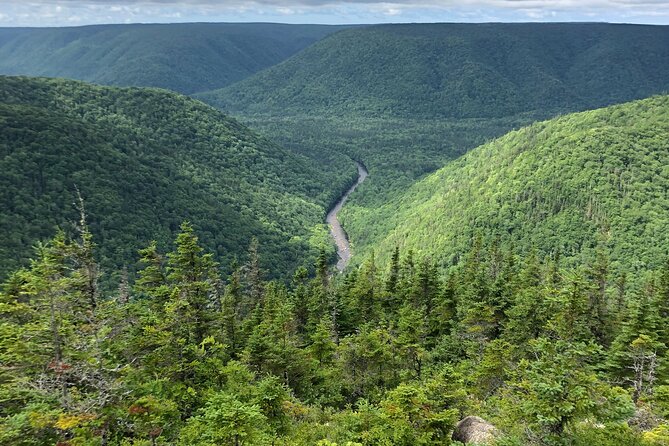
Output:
[{"xmin": 326, "ymin": 161, "xmax": 369, "ymax": 271}]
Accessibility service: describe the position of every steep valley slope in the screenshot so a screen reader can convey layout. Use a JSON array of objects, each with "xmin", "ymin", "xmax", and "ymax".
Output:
[
  {"xmin": 366, "ymin": 95, "xmax": 669, "ymax": 277},
  {"xmin": 0, "ymin": 76, "xmax": 352, "ymax": 280}
]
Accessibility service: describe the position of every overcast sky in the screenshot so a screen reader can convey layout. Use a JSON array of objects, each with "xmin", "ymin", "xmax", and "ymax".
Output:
[{"xmin": 1, "ymin": 0, "xmax": 668, "ymax": 27}]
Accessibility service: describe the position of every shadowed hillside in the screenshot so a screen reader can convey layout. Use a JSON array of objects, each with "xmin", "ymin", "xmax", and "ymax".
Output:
[
  {"xmin": 0, "ymin": 23, "xmax": 350, "ymax": 94},
  {"xmin": 0, "ymin": 76, "xmax": 352, "ymax": 279}
]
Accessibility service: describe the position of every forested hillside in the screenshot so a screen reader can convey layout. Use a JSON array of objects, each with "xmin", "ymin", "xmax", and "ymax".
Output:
[
  {"xmin": 353, "ymin": 95, "xmax": 669, "ymax": 276},
  {"xmin": 198, "ymin": 23, "xmax": 669, "ymax": 265},
  {"xmin": 0, "ymin": 23, "xmax": 349, "ymax": 94},
  {"xmin": 4, "ymin": 20, "xmax": 669, "ymax": 445},
  {"xmin": 0, "ymin": 76, "xmax": 352, "ymax": 280},
  {"xmin": 4, "ymin": 217, "xmax": 669, "ymax": 444},
  {"xmin": 206, "ymin": 23, "xmax": 669, "ymax": 119}
]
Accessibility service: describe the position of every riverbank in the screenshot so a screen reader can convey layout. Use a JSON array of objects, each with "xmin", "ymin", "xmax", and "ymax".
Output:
[{"xmin": 326, "ymin": 161, "xmax": 368, "ymax": 271}]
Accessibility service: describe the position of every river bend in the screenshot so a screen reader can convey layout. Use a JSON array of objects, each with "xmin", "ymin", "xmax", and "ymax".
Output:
[{"xmin": 326, "ymin": 161, "xmax": 368, "ymax": 271}]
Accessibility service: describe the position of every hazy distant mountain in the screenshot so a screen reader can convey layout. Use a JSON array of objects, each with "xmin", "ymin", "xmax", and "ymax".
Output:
[{"xmin": 0, "ymin": 23, "xmax": 350, "ymax": 94}]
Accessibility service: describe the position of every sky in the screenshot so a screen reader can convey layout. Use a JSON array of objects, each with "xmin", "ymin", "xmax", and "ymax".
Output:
[{"xmin": 1, "ymin": 0, "xmax": 669, "ymax": 27}]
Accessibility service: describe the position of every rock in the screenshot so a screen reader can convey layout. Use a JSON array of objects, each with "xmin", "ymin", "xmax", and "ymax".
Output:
[
  {"xmin": 452, "ymin": 416, "xmax": 498, "ymax": 445},
  {"xmin": 628, "ymin": 407, "xmax": 662, "ymax": 432}
]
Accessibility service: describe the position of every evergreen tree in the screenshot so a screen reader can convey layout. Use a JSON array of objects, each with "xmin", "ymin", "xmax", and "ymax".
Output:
[
  {"xmin": 351, "ymin": 252, "xmax": 380, "ymax": 325},
  {"xmin": 383, "ymin": 246, "xmax": 401, "ymax": 313},
  {"xmin": 242, "ymin": 237, "xmax": 264, "ymax": 318},
  {"xmin": 244, "ymin": 283, "xmax": 309, "ymax": 393},
  {"xmin": 545, "ymin": 271, "xmax": 593, "ymax": 344},
  {"xmin": 134, "ymin": 241, "xmax": 169, "ymax": 306},
  {"xmin": 166, "ymin": 221, "xmax": 219, "ymax": 346},
  {"xmin": 503, "ymin": 250, "xmax": 546, "ymax": 347},
  {"xmin": 608, "ymin": 277, "xmax": 663, "ymax": 393},
  {"xmin": 0, "ymin": 229, "xmax": 125, "ymax": 444},
  {"xmin": 395, "ymin": 303, "xmax": 427, "ymax": 379},
  {"xmin": 222, "ymin": 262, "xmax": 243, "ymax": 358},
  {"xmin": 385, "ymin": 246, "xmax": 400, "ymax": 296},
  {"xmin": 290, "ymin": 266, "xmax": 310, "ymax": 336},
  {"xmin": 587, "ymin": 244, "xmax": 611, "ymax": 345},
  {"xmin": 656, "ymin": 258, "xmax": 669, "ymax": 346},
  {"xmin": 307, "ymin": 252, "xmax": 330, "ymax": 336}
]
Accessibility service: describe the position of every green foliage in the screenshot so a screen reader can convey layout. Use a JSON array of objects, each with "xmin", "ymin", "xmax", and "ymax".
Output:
[
  {"xmin": 199, "ymin": 24, "xmax": 669, "ymax": 274},
  {"xmin": 511, "ymin": 339, "xmax": 625, "ymax": 438},
  {"xmin": 569, "ymin": 422, "xmax": 645, "ymax": 446},
  {"xmin": 363, "ymin": 95, "xmax": 669, "ymax": 277},
  {"xmin": 6, "ymin": 87, "xmax": 669, "ymax": 444},
  {"xmin": 644, "ymin": 423, "xmax": 669, "ymax": 445},
  {"xmin": 0, "ymin": 75, "xmax": 343, "ymax": 280},
  {"xmin": 0, "ymin": 23, "xmax": 348, "ymax": 94},
  {"xmin": 4, "ymin": 223, "xmax": 669, "ymax": 444},
  {"xmin": 5, "ymin": 22, "xmax": 669, "ymax": 446},
  {"xmin": 178, "ymin": 391, "xmax": 267, "ymax": 446},
  {"xmin": 205, "ymin": 23, "xmax": 669, "ymax": 121}
]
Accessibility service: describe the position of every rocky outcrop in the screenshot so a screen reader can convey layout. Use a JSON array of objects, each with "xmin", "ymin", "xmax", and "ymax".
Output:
[{"xmin": 452, "ymin": 416, "xmax": 498, "ymax": 445}]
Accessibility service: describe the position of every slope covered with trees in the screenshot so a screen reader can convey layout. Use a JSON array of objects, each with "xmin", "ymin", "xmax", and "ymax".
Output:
[
  {"xmin": 4, "ymin": 21, "xmax": 669, "ymax": 446},
  {"xmin": 4, "ymin": 218, "xmax": 669, "ymax": 445},
  {"xmin": 0, "ymin": 23, "xmax": 349, "ymax": 94},
  {"xmin": 356, "ymin": 95, "xmax": 669, "ymax": 277},
  {"xmin": 198, "ymin": 23, "xmax": 669, "ymax": 263},
  {"xmin": 205, "ymin": 23, "xmax": 669, "ymax": 119},
  {"xmin": 0, "ymin": 76, "xmax": 352, "ymax": 280}
]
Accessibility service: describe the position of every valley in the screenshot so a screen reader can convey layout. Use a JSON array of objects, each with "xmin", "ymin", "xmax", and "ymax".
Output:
[
  {"xmin": 2, "ymin": 18, "xmax": 669, "ymax": 446},
  {"xmin": 200, "ymin": 22, "xmax": 669, "ymax": 267},
  {"xmin": 326, "ymin": 160, "xmax": 368, "ymax": 271}
]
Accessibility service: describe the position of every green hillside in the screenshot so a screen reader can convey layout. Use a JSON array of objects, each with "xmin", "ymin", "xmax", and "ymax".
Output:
[
  {"xmin": 204, "ymin": 23, "xmax": 669, "ymax": 119},
  {"xmin": 199, "ymin": 22, "xmax": 669, "ymax": 266},
  {"xmin": 5, "ymin": 20, "xmax": 669, "ymax": 446},
  {"xmin": 356, "ymin": 95, "xmax": 669, "ymax": 275},
  {"xmin": 0, "ymin": 76, "xmax": 351, "ymax": 280},
  {"xmin": 0, "ymin": 23, "xmax": 348, "ymax": 94}
]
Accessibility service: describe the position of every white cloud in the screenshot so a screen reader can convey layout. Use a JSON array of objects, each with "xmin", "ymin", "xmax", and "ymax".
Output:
[
  {"xmin": 0, "ymin": 0, "xmax": 668, "ymax": 26},
  {"xmin": 1, "ymin": 0, "xmax": 667, "ymax": 7}
]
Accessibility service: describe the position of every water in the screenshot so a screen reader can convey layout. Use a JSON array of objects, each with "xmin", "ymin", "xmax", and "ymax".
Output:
[{"xmin": 326, "ymin": 161, "xmax": 368, "ymax": 271}]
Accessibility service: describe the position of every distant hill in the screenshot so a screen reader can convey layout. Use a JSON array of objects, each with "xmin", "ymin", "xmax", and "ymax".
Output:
[
  {"xmin": 354, "ymin": 95, "xmax": 669, "ymax": 274},
  {"xmin": 203, "ymin": 23, "xmax": 669, "ymax": 119},
  {"xmin": 0, "ymin": 23, "xmax": 349, "ymax": 94},
  {"xmin": 0, "ymin": 76, "xmax": 351, "ymax": 280}
]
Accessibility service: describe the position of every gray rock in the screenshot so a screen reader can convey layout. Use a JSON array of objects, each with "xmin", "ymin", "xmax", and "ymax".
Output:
[{"xmin": 452, "ymin": 416, "xmax": 498, "ymax": 445}]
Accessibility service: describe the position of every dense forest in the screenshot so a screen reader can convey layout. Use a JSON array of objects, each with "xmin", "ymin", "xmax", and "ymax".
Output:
[
  {"xmin": 199, "ymin": 23, "xmax": 669, "ymax": 268},
  {"xmin": 204, "ymin": 23, "xmax": 669, "ymax": 119},
  {"xmin": 0, "ymin": 76, "xmax": 355, "ymax": 281},
  {"xmin": 2, "ymin": 20, "xmax": 669, "ymax": 446},
  {"xmin": 0, "ymin": 23, "xmax": 349, "ymax": 94},
  {"xmin": 343, "ymin": 95, "xmax": 669, "ymax": 274},
  {"xmin": 4, "ymin": 217, "xmax": 669, "ymax": 445}
]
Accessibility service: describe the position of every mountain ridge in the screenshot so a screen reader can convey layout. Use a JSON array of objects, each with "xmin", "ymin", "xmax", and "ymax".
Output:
[
  {"xmin": 203, "ymin": 22, "xmax": 669, "ymax": 119},
  {"xmin": 0, "ymin": 23, "xmax": 352, "ymax": 94}
]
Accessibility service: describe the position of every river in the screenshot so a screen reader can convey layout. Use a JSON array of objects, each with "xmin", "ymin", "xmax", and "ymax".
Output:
[{"xmin": 326, "ymin": 161, "xmax": 369, "ymax": 271}]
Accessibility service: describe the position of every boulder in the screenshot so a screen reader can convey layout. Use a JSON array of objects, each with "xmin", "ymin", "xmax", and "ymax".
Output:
[{"xmin": 452, "ymin": 416, "xmax": 498, "ymax": 445}]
